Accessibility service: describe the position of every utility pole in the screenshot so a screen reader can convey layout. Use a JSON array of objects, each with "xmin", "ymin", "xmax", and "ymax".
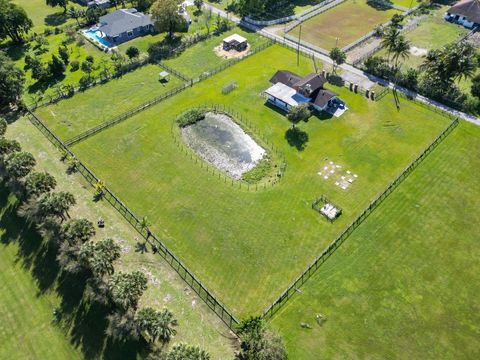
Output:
[{"xmin": 297, "ymin": 25, "xmax": 302, "ymax": 66}]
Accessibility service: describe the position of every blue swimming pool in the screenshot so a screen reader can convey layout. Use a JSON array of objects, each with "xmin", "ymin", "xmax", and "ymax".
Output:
[{"xmin": 83, "ymin": 28, "xmax": 113, "ymax": 48}]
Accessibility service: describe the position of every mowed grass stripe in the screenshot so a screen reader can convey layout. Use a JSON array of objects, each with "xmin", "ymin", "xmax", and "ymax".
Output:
[
  {"xmin": 271, "ymin": 121, "xmax": 480, "ymax": 360},
  {"xmin": 71, "ymin": 45, "xmax": 450, "ymax": 316},
  {"xmin": 289, "ymin": 0, "xmax": 400, "ymax": 50}
]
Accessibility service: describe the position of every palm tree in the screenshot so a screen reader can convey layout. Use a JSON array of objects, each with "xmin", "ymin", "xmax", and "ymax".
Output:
[
  {"xmin": 381, "ymin": 26, "xmax": 401, "ymax": 64},
  {"xmin": 156, "ymin": 308, "xmax": 178, "ymax": 343},
  {"xmin": 136, "ymin": 307, "xmax": 178, "ymax": 344},
  {"xmin": 38, "ymin": 191, "xmax": 76, "ymax": 223},
  {"xmin": 139, "ymin": 216, "xmax": 151, "ymax": 238},
  {"xmin": 60, "ymin": 218, "xmax": 95, "ymax": 244},
  {"xmin": 108, "ymin": 271, "xmax": 148, "ymax": 311},
  {"xmin": 25, "ymin": 172, "xmax": 57, "ymax": 198},
  {"xmin": 167, "ymin": 343, "xmax": 210, "ymax": 360},
  {"xmin": 392, "ymin": 35, "xmax": 410, "ymax": 70},
  {"xmin": 5, "ymin": 152, "xmax": 36, "ymax": 180},
  {"xmin": 80, "ymin": 238, "xmax": 121, "ymax": 277},
  {"xmin": 0, "ymin": 138, "xmax": 21, "ymax": 158},
  {"xmin": 106, "ymin": 309, "xmax": 140, "ymax": 342}
]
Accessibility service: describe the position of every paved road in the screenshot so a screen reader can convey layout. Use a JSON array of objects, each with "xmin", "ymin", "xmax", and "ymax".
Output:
[{"xmin": 202, "ymin": 3, "xmax": 480, "ymax": 126}]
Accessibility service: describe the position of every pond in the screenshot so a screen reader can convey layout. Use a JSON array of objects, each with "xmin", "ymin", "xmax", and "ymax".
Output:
[{"xmin": 181, "ymin": 112, "xmax": 265, "ymax": 179}]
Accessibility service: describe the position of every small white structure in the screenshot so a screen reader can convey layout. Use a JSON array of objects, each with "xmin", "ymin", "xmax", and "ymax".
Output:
[
  {"xmin": 320, "ymin": 203, "xmax": 341, "ymax": 221},
  {"xmin": 223, "ymin": 34, "xmax": 248, "ymax": 51},
  {"xmin": 445, "ymin": 0, "xmax": 480, "ymax": 29},
  {"xmin": 159, "ymin": 71, "xmax": 170, "ymax": 82}
]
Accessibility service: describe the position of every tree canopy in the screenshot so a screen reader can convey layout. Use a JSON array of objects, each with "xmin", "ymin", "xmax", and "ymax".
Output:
[
  {"xmin": 0, "ymin": 51, "xmax": 25, "ymax": 108},
  {"xmin": 151, "ymin": 0, "xmax": 186, "ymax": 37},
  {"xmin": 0, "ymin": 0, "xmax": 33, "ymax": 43}
]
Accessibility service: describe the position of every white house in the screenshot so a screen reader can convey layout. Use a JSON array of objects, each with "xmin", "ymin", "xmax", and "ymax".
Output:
[{"xmin": 445, "ymin": 0, "xmax": 480, "ymax": 29}]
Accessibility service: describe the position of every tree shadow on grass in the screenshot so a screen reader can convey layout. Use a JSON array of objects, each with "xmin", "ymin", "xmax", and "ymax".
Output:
[
  {"xmin": 45, "ymin": 12, "xmax": 68, "ymax": 27},
  {"xmin": 285, "ymin": 127, "xmax": 309, "ymax": 151},
  {"xmin": 366, "ymin": 0, "xmax": 394, "ymax": 11}
]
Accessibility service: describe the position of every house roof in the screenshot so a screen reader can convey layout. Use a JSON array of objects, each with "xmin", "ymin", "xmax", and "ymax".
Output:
[
  {"xmin": 448, "ymin": 0, "xmax": 480, "ymax": 24},
  {"xmin": 98, "ymin": 8, "xmax": 153, "ymax": 37},
  {"xmin": 313, "ymin": 89, "xmax": 338, "ymax": 108},
  {"xmin": 264, "ymin": 83, "xmax": 310, "ymax": 107},
  {"xmin": 270, "ymin": 70, "xmax": 327, "ymax": 94},
  {"xmin": 270, "ymin": 70, "xmax": 303, "ymax": 88},
  {"xmin": 293, "ymin": 73, "xmax": 327, "ymax": 92},
  {"xmin": 223, "ymin": 33, "xmax": 248, "ymax": 44}
]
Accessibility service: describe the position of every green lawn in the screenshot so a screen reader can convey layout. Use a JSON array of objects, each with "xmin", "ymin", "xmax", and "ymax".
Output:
[
  {"xmin": 205, "ymin": 0, "xmax": 320, "ymax": 16},
  {"xmin": 0, "ymin": 191, "xmax": 83, "ymax": 360},
  {"xmin": 51, "ymin": 44, "xmax": 452, "ymax": 318},
  {"xmin": 36, "ymin": 64, "xmax": 184, "ymax": 140},
  {"xmin": 12, "ymin": 0, "xmax": 81, "ymax": 34},
  {"xmin": 162, "ymin": 27, "xmax": 268, "ymax": 79},
  {"xmin": 289, "ymin": 0, "xmax": 400, "ymax": 50},
  {"xmin": 271, "ymin": 121, "xmax": 480, "ymax": 359},
  {"xmin": 6, "ymin": 31, "xmax": 115, "ymax": 101},
  {"xmin": 376, "ymin": 6, "xmax": 469, "ymax": 70},
  {"xmin": 6, "ymin": 117, "xmax": 234, "ymax": 359}
]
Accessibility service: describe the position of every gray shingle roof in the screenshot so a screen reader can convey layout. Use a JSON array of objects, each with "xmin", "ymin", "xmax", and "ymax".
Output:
[
  {"xmin": 98, "ymin": 8, "xmax": 153, "ymax": 37},
  {"xmin": 449, "ymin": 0, "xmax": 480, "ymax": 24}
]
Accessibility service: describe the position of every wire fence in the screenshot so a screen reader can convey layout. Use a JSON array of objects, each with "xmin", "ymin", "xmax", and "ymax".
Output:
[
  {"xmin": 171, "ymin": 104, "xmax": 287, "ymax": 191},
  {"xmin": 262, "ymin": 117, "xmax": 459, "ymax": 320},
  {"xmin": 193, "ymin": 40, "xmax": 275, "ymax": 83},
  {"xmin": 26, "ymin": 109, "xmax": 240, "ymax": 331},
  {"xmin": 64, "ymin": 83, "xmax": 191, "ymax": 146},
  {"xmin": 27, "ymin": 58, "xmax": 151, "ymax": 110}
]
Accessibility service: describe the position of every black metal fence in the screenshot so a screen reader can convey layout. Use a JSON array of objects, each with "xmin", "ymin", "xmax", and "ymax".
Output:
[
  {"xmin": 158, "ymin": 62, "xmax": 192, "ymax": 83},
  {"xmin": 26, "ymin": 110, "xmax": 240, "ymax": 331},
  {"xmin": 262, "ymin": 117, "xmax": 459, "ymax": 320},
  {"xmin": 171, "ymin": 104, "xmax": 287, "ymax": 191},
  {"xmin": 65, "ymin": 84, "xmax": 191, "ymax": 146}
]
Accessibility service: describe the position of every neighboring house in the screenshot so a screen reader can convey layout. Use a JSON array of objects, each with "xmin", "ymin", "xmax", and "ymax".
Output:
[
  {"xmin": 223, "ymin": 34, "xmax": 248, "ymax": 52},
  {"xmin": 445, "ymin": 0, "xmax": 480, "ymax": 29},
  {"xmin": 264, "ymin": 70, "xmax": 341, "ymax": 112},
  {"xmin": 97, "ymin": 8, "xmax": 154, "ymax": 45},
  {"xmin": 77, "ymin": 0, "xmax": 111, "ymax": 9}
]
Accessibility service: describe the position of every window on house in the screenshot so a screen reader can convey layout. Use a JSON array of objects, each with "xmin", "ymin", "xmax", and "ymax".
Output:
[{"xmin": 127, "ymin": 31, "xmax": 133, "ymax": 37}]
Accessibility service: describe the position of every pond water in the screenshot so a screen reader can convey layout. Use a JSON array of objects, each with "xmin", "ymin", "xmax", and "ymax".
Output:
[{"xmin": 181, "ymin": 112, "xmax": 265, "ymax": 179}]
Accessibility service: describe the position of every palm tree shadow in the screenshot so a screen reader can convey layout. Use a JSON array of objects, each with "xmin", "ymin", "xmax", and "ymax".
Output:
[
  {"xmin": 135, "ymin": 241, "xmax": 148, "ymax": 254},
  {"xmin": 285, "ymin": 127, "xmax": 309, "ymax": 151},
  {"xmin": 44, "ymin": 12, "xmax": 68, "ymax": 26}
]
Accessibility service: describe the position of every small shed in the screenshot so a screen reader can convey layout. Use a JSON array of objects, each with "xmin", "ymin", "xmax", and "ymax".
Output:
[
  {"xmin": 223, "ymin": 34, "xmax": 248, "ymax": 52},
  {"xmin": 159, "ymin": 71, "xmax": 170, "ymax": 82}
]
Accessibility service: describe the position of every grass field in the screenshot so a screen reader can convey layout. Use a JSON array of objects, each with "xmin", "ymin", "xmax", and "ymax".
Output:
[
  {"xmin": 36, "ymin": 64, "xmax": 184, "ymax": 140},
  {"xmin": 12, "ymin": 0, "xmax": 81, "ymax": 34},
  {"xmin": 271, "ymin": 121, "xmax": 480, "ymax": 359},
  {"xmin": 162, "ymin": 28, "xmax": 268, "ymax": 79},
  {"xmin": 6, "ymin": 31, "xmax": 114, "ymax": 100},
  {"xmin": 39, "ymin": 44, "xmax": 453, "ymax": 318},
  {"xmin": 5, "ymin": 117, "xmax": 234, "ymax": 359},
  {"xmin": 377, "ymin": 6, "xmax": 469, "ymax": 69},
  {"xmin": 0, "ymin": 191, "xmax": 83, "ymax": 360},
  {"xmin": 288, "ymin": 0, "xmax": 400, "ymax": 50}
]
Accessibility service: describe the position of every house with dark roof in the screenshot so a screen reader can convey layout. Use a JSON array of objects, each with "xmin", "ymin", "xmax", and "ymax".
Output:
[
  {"xmin": 445, "ymin": 0, "xmax": 480, "ymax": 29},
  {"xmin": 264, "ymin": 70, "xmax": 343, "ymax": 113},
  {"xmin": 97, "ymin": 8, "xmax": 154, "ymax": 45}
]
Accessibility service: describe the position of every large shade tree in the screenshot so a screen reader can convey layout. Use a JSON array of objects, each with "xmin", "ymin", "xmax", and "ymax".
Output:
[
  {"xmin": 46, "ymin": 0, "xmax": 69, "ymax": 13},
  {"xmin": 151, "ymin": 0, "xmax": 185, "ymax": 38},
  {"xmin": 0, "ymin": 51, "xmax": 25, "ymax": 108},
  {"xmin": 0, "ymin": 0, "xmax": 33, "ymax": 43}
]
